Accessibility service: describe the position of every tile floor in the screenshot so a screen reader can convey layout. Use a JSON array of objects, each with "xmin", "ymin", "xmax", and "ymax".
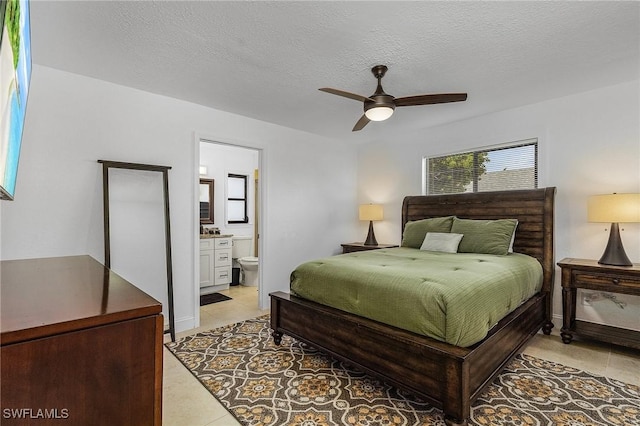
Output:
[
  {"xmin": 162, "ymin": 286, "xmax": 640, "ymax": 425},
  {"xmin": 163, "ymin": 285, "xmax": 268, "ymax": 426}
]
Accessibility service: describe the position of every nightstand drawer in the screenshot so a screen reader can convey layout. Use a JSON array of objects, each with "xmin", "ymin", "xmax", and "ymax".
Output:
[{"xmin": 574, "ymin": 272, "xmax": 640, "ymax": 290}]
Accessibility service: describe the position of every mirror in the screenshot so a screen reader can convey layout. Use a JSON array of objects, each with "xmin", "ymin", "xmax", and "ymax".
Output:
[{"xmin": 199, "ymin": 178, "xmax": 214, "ymax": 224}]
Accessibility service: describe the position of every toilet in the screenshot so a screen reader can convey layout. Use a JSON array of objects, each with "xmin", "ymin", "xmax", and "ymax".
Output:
[{"xmin": 232, "ymin": 235, "xmax": 259, "ymax": 287}]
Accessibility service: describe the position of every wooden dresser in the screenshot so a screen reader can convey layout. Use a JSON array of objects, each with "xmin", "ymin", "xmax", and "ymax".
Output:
[{"xmin": 1, "ymin": 256, "xmax": 163, "ymax": 425}]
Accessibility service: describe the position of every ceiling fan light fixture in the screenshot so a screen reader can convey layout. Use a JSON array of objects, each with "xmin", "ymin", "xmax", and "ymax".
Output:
[
  {"xmin": 319, "ymin": 64, "xmax": 467, "ymax": 131},
  {"xmin": 364, "ymin": 106, "xmax": 394, "ymax": 121}
]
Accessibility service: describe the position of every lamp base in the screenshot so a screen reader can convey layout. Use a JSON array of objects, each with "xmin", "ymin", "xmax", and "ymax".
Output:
[
  {"xmin": 364, "ymin": 221, "xmax": 378, "ymax": 246},
  {"xmin": 598, "ymin": 223, "xmax": 632, "ymax": 266}
]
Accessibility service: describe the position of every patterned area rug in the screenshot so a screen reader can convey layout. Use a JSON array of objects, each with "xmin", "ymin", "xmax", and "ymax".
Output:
[{"xmin": 166, "ymin": 316, "xmax": 640, "ymax": 426}]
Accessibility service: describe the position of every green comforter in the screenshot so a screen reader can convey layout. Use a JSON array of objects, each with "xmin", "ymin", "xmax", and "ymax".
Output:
[{"xmin": 290, "ymin": 247, "xmax": 543, "ymax": 347}]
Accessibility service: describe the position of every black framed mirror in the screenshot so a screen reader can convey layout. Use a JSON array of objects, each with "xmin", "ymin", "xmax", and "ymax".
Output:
[{"xmin": 199, "ymin": 178, "xmax": 215, "ymax": 224}]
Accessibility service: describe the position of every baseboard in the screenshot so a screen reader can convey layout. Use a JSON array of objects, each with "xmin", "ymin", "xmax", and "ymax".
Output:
[{"xmin": 165, "ymin": 316, "xmax": 196, "ymax": 334}]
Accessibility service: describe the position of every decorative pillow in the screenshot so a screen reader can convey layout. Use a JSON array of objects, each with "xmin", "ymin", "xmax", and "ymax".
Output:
[
  {"xmin": 508, "ymin": 220, "xmax": 519, "ymax": 253},
  {"xmin": 401, "ymin": 216, "xmax": 455, "ymax": 249},
  {"xmin": 450, "ymin": 217, "xmax": 518, "ymax": 256},
  {"xmin": 420, "ymin": 232, "xmax": 464, "ymax": 253}
]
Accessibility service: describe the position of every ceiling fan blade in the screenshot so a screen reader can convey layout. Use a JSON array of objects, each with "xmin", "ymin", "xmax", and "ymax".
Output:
[
  {"xmin": 319, "ymin": 88, "xmax": 374, "ymax": 103},
  {"xmin": 395, "ymin": 93, "xmax": 467, "ymax": 107},
  {"xmin": 352, "ymin": 115, "xmax": 370, "ymax": 132}
]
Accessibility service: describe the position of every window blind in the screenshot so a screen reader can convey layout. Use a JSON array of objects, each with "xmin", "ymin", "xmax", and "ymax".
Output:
[{"xmin": 426, "ymin": 140, "xmax": 538, "ymax": 195}]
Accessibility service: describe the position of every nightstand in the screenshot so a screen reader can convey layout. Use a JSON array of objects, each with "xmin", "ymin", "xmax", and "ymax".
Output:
[
  {"xmin": 341, "ymin": 242, "xmax": 399, "ymax": 254},
  {"xmin": 557, "ymin": 258, "xmax": 640, "ymax": 350}
]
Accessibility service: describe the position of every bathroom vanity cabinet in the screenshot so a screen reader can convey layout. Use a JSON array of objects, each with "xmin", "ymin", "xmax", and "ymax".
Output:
[{"xmin": 200, "ymin": 236, "xmax": 232, "ymax": 292}]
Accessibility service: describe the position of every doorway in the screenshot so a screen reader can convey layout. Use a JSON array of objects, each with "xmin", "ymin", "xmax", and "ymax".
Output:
[{"xmin": 196, "ymin": 139, "xmax": 263, "ymax": 328}]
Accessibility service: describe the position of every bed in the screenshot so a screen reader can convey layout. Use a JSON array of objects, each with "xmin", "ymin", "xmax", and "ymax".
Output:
[{"xmin": 270, "ymin": 187, "xmax": 555, "ymax": 426}]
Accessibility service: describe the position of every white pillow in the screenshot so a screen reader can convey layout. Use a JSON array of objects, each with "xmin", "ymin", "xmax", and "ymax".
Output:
[
  {"xmin": 420, "ymin": 232, "xmax": 464, "ymax": 253},
  {"xmin": 508, "ymin": 220, "xmax": 519, "ymax": 253}
]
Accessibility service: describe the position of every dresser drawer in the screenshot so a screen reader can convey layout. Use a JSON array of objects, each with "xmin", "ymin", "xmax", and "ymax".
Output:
[
  {"xmin": 574, "ymin": 272, "xmax": 640, "ymax": 290},
  {"xmin": 214, "ymin": 238, "xmax": 232, "ymax": 249},
  {"xmin": 214, "ymin": 266, "xmax": 231, "ymax": 285},
  {"xmin": 215, "ymin": 248, "xmax": 232, "ymax": 266}
]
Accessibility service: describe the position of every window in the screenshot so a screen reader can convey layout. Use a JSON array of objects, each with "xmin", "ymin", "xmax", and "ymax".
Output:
[
  {"xmin": 227, "ymin": 174, "xmax": 248, "ymax": 224},
  {"xmin": 425, "ymin": 139, "xmax": 538, "ymax": 195}
]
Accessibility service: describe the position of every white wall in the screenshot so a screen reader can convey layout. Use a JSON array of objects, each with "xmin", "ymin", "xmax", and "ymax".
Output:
[
  {"xmin": 0, "ymin": 65, "xmax": 359, "ymax": 332},
  {"xmin": 357, "ymin": 79, "xmax": 640, "ymax": 331}
]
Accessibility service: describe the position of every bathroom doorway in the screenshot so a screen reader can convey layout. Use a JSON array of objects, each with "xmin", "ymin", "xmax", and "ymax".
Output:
[{"xmin": 196, "ymin": 139, "xmax": 263, "ymax": 326}]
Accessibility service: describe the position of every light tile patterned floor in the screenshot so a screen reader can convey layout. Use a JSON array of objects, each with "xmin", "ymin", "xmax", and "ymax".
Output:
[
  {"xmin": 164, "ymin": 286, "xmax": 267, "ymax": 426},
  {"xmin": 162, "ymin": 286, "xmax": 640, "ymax": 426}
]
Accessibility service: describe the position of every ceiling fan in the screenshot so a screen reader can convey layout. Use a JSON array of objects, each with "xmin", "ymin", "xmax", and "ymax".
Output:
[{"xmin": 319, "ymin": 65, "xmax": 467, "ymax": 131}]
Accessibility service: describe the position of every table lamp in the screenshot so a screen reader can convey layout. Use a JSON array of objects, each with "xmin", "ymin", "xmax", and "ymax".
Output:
[
  {"xmin": 588, "ymin": 193, "xmax": 640, "ymax": 266},
  {"xmin": 359, "ymin": 204, "xmax": 383, "ymax": 246}
]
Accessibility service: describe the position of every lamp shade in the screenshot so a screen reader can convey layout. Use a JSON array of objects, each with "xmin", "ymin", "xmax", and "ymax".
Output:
[
  {"xmin": 359, "ymin": 204, "xmax": 383, "ymax": 221},
  {"xmin": 588, "ymin": 193, "xmax": 640, "ymax": 223}
]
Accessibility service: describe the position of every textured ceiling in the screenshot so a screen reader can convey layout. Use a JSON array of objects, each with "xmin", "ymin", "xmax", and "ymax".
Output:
[{"xmin": 31, "ymin": 1, "xmax": 639, "ymax": 142}]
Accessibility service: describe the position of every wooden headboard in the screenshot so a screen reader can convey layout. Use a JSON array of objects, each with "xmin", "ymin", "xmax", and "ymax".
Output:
[{"xmin": 402, "ymin": 187, "xmax": 556, "ymax": 296}]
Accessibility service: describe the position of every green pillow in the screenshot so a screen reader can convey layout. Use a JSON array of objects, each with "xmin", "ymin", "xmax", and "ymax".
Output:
[
  {"xmin": 401, "ymin": 216, "xmax": 454, "ymax": 248},
  {"xmin": 451, "ymin": 217, "xmax": 518, "ymax": 255}
]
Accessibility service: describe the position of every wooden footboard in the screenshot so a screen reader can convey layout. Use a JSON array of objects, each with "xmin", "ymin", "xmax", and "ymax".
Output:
[{"xmin": 271, "ymin": 291, "xmax": 549, "ymax": 425}]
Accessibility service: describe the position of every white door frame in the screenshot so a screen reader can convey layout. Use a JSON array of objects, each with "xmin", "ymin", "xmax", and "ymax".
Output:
[{"xmin": 192, "ymin": 133, "xmax": 266, "ymax": 329}]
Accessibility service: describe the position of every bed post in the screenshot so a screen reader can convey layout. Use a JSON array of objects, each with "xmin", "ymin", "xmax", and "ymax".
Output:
[
  {"xmin": 270, "ymin": 294, "xmax": 283, "ymax": 345},
  {"xmin": 443, "ymin": 357, "xmax": 470, "ymax": 426},
  {"xmin": 541, "ymin": 187, "xmax": 556, "ymax": 335}
]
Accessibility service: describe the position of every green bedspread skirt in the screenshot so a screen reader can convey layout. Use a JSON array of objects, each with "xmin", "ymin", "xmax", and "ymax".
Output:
[{"xmin": 290, "ymin": 247, "xmax": 543, "ymax": 347}]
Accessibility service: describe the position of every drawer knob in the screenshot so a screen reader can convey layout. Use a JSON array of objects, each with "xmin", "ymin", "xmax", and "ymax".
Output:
[{"xmin": 612, "ymin": 278, "xmax": 620, "ymax": 285}]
